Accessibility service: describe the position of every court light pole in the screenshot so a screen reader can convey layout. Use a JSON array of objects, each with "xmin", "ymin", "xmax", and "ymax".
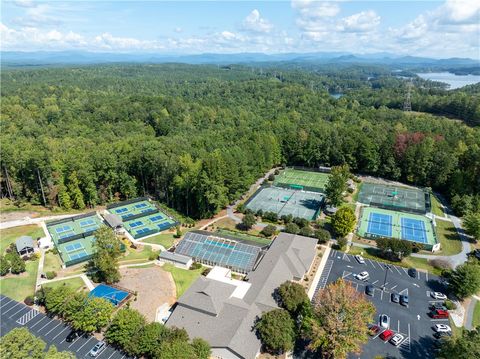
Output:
[{"xmin": 382, "ymin": 264, "xmax": 391, "ymax": 291}]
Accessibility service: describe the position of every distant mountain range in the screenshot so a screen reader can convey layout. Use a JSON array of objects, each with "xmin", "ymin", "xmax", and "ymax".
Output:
[{"xmin": 2, "ymin": 50, "xmax": 479, "ymax": 68}]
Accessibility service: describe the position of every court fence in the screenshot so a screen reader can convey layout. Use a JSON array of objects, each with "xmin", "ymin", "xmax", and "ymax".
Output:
[
  {"xmin": 288, "ymin": 165, "xmax": 332, "ymax": 173},
  {"xmin": 369, "ymin": 201, "xmax": 427, "ymax": 215},
  {"xmin": 63, "ymin": 253, "xmax": 94, "ymax": 267},
  {"xmin": 47, "ymin": 211, "xmax": 98, "ymax": 227},
  {"xmin": 106, "ymin": 196, "xmax": 149, "ymax": 210},
  {"xmin": 122, "ymin": 208, "xmax": 159, "ymax": 222},
  {"xmin": 57, "ymin": 229, "xmax": 99, "ymax": 244},
  {"xmin": 274, "ymin": 182, "xmax": 325, "ymax": 194}
]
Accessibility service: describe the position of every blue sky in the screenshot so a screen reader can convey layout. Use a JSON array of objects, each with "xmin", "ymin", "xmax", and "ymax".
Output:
[{"xmin": 1, "ymin": 1, "xmax": 479, "ymax": 58}]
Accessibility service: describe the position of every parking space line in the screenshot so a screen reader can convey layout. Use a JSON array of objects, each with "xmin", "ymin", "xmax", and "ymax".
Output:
[
  {"xmin": 0, "ymin": 297, "xmax": 13, "ymax": 307},
  {"xmin": 393, "ymin": 266, "xmax": 402, "ymax": 275},
  {"xmin": 107, "ymin": 349, "xmax": 117, "ymax": 359},
  {"xmin": 16, "ymin": 308, "xmax": 40, "ymax": 325},
  {"xmin": 76, "ymin": 336, "xmax": 94, "ymax": 353},
  {"xmin": 9, "ymin": 306, "xmax": 29, "ymax": 319},
  {"xmin": 426, "ymin": 272, "xmax": 429, "ymax": 281},
  {"xmin": 367, "ymin": 259, "xmax": 377, "ymax": 269},
  {"xmin": 38, "ymin": 320, "xmax": 56, "ymax": 333},
  {"xmin": 52, "ymin": 326, "xmax": 70, "ymax": 341},
  {"xmin": 2, "ymin": 302, "xmax": 22, "ymax": 315},
  {"xmin": 29, "ymin": 316, "xmax": 47, "ymax": 329},
  {"xmin": 330, "ymin": 249, "xmax": 336, "ymax": 258},
  {"xmin": 390, "ymin": 285, "xmax": 397, "ymax": 291},
  {"xmin": 372, "ymin": 280, "xmax": 378, "ymax": 285},
  {"xmin": 397, "ymin": 320, "xmax": 400, "ymax": 332},
  {"xmin": 431, "ymin": 318, "xmax": 450, "ymax": 322},
  {"xmin": 96, "ymin": 345, "xmax": 111, "ymax": 358},
  {"xmin": 402, "ymin": 267, "xmax": 409, "ymax": 275},
  {"xmin": 45, "ymin": 322, "xmax": 63, "ymax": 336},
  {"xmin": 342, "ymin": 253, "xmax": 351, "ymax": 262}
]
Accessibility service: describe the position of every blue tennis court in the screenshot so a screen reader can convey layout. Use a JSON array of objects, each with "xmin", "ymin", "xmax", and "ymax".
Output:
[
  {"xmin": 136, "ymin": 228, "xmax": 152, "ymax": 235},
  {"xmin": 115, "ymin": 207, "xmax": 129, "ymax": 214},
  {"xmin": 367, "ymin": 212, "xmax": 392, "ymax": 237},
  {"xmin": 79, "ymin": 219, "xmax": 95, "ymax": 227},
  {"xmin": 65, "ymin": 243, "xmax": 83, "ymax": 252},
  {"xmin": 150, "ymin": 215, "xmax": 163, "ymax": 222},
  {"xmin": 55, "ymin": 225, "xmax": 73, "ymax": 234},
  {"xmin": 89, "ymin": 284, "xmax": 130, "ymax": 306},
  {"xmin": 401, "ymin": 218, "xmax": 427, "ymax": 243},
  {"xmin": 129, "ymin": 221, "xmax": 144, "ymax": 228},
  {"xmin": 135, "ymin": 203, "xmax": 148, "ymax": 208}
]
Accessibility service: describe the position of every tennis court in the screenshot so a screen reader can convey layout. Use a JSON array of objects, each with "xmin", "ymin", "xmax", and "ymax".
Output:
[
  {"xmin": 357, "ymin": 207, "xmax": 437, "ymax": 249},
  {"xmin": 274, "ymin": 168, "xmax": 329, "ymax": 192},
  {"xmin": 357, "ymin": 182, "xmax": 430, "ymax": 214},
  {"xmin": 175, "ymin": 231, "xmax": 264, "ymax": 274},
  {"xmin": 109, "ymin": 199, "xmax": 157, "ymax": 220},
  {"xmin": 89, "ymin": 284, "xmax": 130, "ymax": 306},
  {"xmin": 245, "ymin": 186, "xmax": 324, "ymax": 220}
]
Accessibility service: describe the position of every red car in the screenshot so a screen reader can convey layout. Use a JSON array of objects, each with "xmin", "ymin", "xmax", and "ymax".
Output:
[
  {"xmin": 430, "ymin": 309, "xmax": 449, "ymax": 319},
  {"xmin": 379, "ymin": 329, "xmax": 394, "ymax": 341},
  {"xmin": 368, "ymin": 324, "xmax": 381, "ymax": 336}
]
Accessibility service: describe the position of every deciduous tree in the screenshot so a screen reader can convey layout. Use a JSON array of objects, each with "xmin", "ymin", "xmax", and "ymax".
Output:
[
  {"xmin": 105, "ymin": 308, "xmax": 146, "ymax": 349},
  {"xmin": 256, "ymin": 309, "xmax": 296, "ymax": 354},
  {"xmin": 278, "ymin": 281, "xmax": 309, "ymax": 314},
  {"xmin": 448, "ymin": 262, "xmax": 480, "ymax": 299},
  {"xmin": 88, "ymin": 227, "xmax": 122, "ymax": 283},
  {"xmin": 331, "ymin": 207, "xmax": 356, "ymax": 237},
  {"xmin": 464, "ymin": 212, "xmax": 480, "ymax": 242},
  {"xmin": 325, "ymin": 165, "xmax": 350, "ymax": 207}
]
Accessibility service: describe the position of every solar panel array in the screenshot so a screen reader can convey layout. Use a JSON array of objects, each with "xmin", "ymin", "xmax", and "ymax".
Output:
[{"xmin": 175, "ymin": 232, "xmax": 262, "ymax": 274}]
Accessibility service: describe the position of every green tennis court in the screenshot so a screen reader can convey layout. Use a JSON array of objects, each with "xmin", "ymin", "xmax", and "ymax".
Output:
[
  {"xmin": 357, "ymin": 207, "xmax": 438, "ymax": 250},
  {"xmin": 274, "ymin": 168, "xmax": 330, "ymax": 192}
]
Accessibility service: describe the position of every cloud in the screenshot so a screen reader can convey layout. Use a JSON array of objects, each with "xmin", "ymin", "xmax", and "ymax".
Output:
[
  {"xmin": 338, "ymin": 11, "xmax": 380, "ymax": 33},
  {"xmin": 242, "ymin": 9, "xmax": 273, "ymax": 33},
  {"xmin": 13, "ymin": 0, "xmax": 36, "ymax": 8}
]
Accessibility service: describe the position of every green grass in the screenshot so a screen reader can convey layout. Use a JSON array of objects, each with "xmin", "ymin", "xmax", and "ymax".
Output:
[
  {"xmin": 431, "ymin": 194, "xmax": 445, "ymax": 217},
  {"xmin": 119, "ymin": 245, "xmax": 154, "ymax": 264},
  {"xmin": 340, "ymin": 202, "xmax": 356, "ymax": 212},
  {"xmin": 472, "ymin": 301, "xmax": 480, "ymax": 329},
  {"xmin": 347, "ymin": 245, "xmax": 442, "ymax": 276},
  {"xmin": 0, "ymin": 225, "xmax": 45, "ymax": 254},
  {"xmin": 434, "ymin": 219, "xmax": 462, "ymax": 256},
  {"xmin": 352, "ymin": 182, "xmax": 363, "ymax": 202},
  {"xmin": 142, "ymin": 233, "xmax": 176, "ymax": 249},
  {"xmin": 162, "ymin": 263, "xmax": 203, "ymax": 298},
  {"xmin": 43, "ymin": 251, "xmax": 63, "ymax": 273},
  {"xmin": 0, "ymin": 259, "xmax": 39, "ymax": 301},
  {"xmin": 42, "ymin": 277, "xmax": 86, "ymax": 292},
  {"xmin": 215, "ymin": 228, "xmax": 272, "ymax": 245}
]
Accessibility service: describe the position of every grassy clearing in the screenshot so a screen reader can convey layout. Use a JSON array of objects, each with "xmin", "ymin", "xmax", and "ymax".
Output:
[
  {"xmin": 0, "ymin": 259, "xmax": 38, "ymax": 301},
  {"xmin": 215, "ymin": 228, "xmax": 272, "ymax": 245},
  {"xmin": 473, "ymin": 301, "xmax": 480, "ymax": 329},
  {"xmin": 434, "ymin": 219, "xmax": 462, "ymax": 256},
  {"xmin": 42, "ymin": 277, "xmax": 86, "ymax": 292},
  {"xmin": 0, "ymin": 225, "xmax": 45, "ymax": 254},
  {"xmin": 0, "ymin": 198, "xmax": 100, "ymax": 216},
  {"xmin": 162, "ymin": 263, "xmax": 203, "ymax": 298},
  {"xmin": 213, "ymin": 217, "xmax": 264, "ymax": 236},
  {"xmin": 43, "ymin": 251, "xmax": 63, "ymax": 273},
  {"xmin": 352, "ymin": 182, "xmax": 363, "ymax": 202},
  {"xmin": 430, "ymin": 194, "xmax": 445, "ymax": 217},
  {"xmin": 347, "ymin": 245, "xmax": 442, "ymax": 276},
  {"xmin": 142, "ymin": 233, "xmax": 176, "ymax": 249}
]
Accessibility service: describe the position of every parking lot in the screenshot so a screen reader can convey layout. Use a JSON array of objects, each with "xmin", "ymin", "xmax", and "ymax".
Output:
[
  {"xmin": 0, "ymin": 295, "xmax": 129, "ymax": 359},
  {"xmin": 314, "ymin": 249, "xmax": 450, "ymax": 359}
]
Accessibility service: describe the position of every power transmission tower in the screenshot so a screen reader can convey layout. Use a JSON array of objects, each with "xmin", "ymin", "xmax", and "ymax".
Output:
[{"xmin": 403, "ymin": 80, "xmax": 413, "ymax": 112}]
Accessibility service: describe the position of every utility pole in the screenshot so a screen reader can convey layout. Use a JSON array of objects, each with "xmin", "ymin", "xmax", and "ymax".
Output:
[
  {"xmin": 403, "ymin": 80, "xmax": 412, "ymax": 112},
  {"xmin": 3, "ymin": 166, "xmax": 14, "ymax": 200},
  {"xmin": 382, "ymin": 264, "xmax": 391, "ymax": 291},
  {"xmin": 37, "ymin": 168, "xmax": 47, "ymax": 206}
]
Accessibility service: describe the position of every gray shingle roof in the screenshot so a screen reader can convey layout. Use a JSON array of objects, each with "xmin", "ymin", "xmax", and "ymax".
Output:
[
  {"xmin": 166, "ymin": 232, "xmax": 317, "ymax": 359},
  {"xmin": 15, "ymin": 236, "xmax": 34, "ymax": 252},
  {"xmin": 103, "ymin": 213, "xmax": 123, "ymax": 228},
  {"xmin": 158, "ymin": 251, "xmax": 192, "ymax": 265}
]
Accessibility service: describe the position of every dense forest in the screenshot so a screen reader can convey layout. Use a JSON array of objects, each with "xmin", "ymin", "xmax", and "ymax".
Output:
[{"xmin": 1, "ymin": 64, "xmax": 479, "ymax": 218}]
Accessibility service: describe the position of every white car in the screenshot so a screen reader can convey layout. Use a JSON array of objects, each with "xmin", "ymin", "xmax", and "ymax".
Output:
[
  {"xmin": 89, "ymin": 341, "xmax": 106, "ymax": 357},
  {"xmin": 431, "ymin": 292, "xmax": 447, "ymax": 300},
  {"xmin": 434, "ymin": 324, "xmax": 452, "ymax": 333},
  {"xmin": 355, "ymin": 271, "xmax": 369, "ymax": 281},
  {"xmin": 379, "ymin": 314, "xmax": 390, "ymax": 329},
  {"xmin": 389, "ymin": 333, "xmax": 404, "ymax": 346},
  {"xmin": 355, "ymin": 255, "xmax": 365, "ymax": 264}
]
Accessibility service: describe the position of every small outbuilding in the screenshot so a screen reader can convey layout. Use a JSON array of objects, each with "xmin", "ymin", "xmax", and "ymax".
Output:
[
  {"xmin": 158, "ymin": 251, "xmax": 193, "ymax": 269},
  {"xmin": 15, "ymin": 236, "xmax": 35, "ymax": 256},
  {"xmin": 103, "ymin": 213, "xmax": 124, "ymax": 234}
]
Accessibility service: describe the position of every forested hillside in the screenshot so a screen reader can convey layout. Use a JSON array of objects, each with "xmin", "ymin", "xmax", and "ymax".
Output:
[{"xmin": 1, "ymin": 64, "xmax": 479, "ymax": 218}]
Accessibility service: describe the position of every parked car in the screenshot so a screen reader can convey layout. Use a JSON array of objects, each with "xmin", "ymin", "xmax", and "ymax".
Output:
[
  {"xmin": 66, "ymin": 330, "xmax": 81, "ymax": 343},
  {"xmin": 431, "ymin": 292, "xmax": 447, "ymax": 300},
  {"xmin": 89, "ymin": 341, "xmax": 106, "ymax": 357},
  {"xmin": 365, "ymin": 285, "xmax": 374, "ymax": 296},
  {"xmin": 430, "ymin": 302, "xmax": 447, "ymax": 311},
  {"xmin": 355, "ymin": 255, "xmax": 366, "ymax": 264},
  {"xmin": 434, "ymin": 324, "xmax": 452, "ymax": 333},
  {"xmin": 379, "ymin": 314, "xmax": 390, "ymax": 329},
  {"xmin": 379, "ymin": 329, "xmax": 394, "ymax": 341},
  {"xmin": 390, "ymin": 333, "xmax": 404, "ymax": 346},
  {"xmin": 434, "ymin": 331, "xmax": 452, "ymax": 339},
  {"xmin": 408, "ymin": 268, "xmax": 417, "ymax": 278},
  {"xmin": 391, "ymin": 293, "xmax": 400, "ymax": 303},
  {"xmin": 368, "ymin": 324, "xmax": 381, "ymax": 336},
  {"xmin": 430, "ymin": 309, "xmax": 449, "ymax": 319},
  {"xmin": 400, "ymin": 294, "xmax": 409, "ymax": 306},
  {"xmin": 355, "ymin": 271, "xmax": 370, "ymax": 281}
]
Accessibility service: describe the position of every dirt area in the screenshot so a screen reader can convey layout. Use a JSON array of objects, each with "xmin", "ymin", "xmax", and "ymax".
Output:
[
  {"xmin": 117, "ymin": 266, "xmax": 176, "ymax": 321},
  {"xmin": 300, "ymin": 246, "xmax": 325, "ymax": 292},
  {"xmin": 0, "ymin": 211, "xmax": 41, "ymax": 222}
]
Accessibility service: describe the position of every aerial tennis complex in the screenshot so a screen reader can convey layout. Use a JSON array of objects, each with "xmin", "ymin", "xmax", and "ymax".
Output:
[
  {"xmin": 107, "ymin": 197, "xmax": 177, "ymax": 239},
  {"xmin": 46, "ymin": 212, "xmax": 105, "ymax": 266},
  {"xmin": 357, "ymin": 183, "xmax": 439, "ymax": 251},
  {"xmin": 174, "ymin": 230, "xmax": 267, "ymax": 274}
]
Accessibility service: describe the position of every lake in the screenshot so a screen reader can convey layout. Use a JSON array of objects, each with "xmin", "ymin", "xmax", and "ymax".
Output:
[{"xmin": 416, "ymin": 72, "xmax": 480, "ymax": 90}]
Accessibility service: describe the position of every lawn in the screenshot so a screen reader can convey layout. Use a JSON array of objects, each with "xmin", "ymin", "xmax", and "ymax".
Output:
[
  {"xmin": 214, "ymin": 217, "xmax": 264, "ymax": 236},
  {"xmin": 347, "ymin": 245, "xmax": 442, "ymax": 276},
  {"xmin": 473, "ymin": 300, "xmax": 480, "ymax": 329},
  {"xmin": 42, "ymin": 277, "xmax": 86, "ymax": 292},
  {"xmin": 430, "ymin": 194, "xmax": 445, "ymax": 217},
  {"xmin": 0, "ymin": 225, "xmax": 45, "ymax": 254},
  {"xmin": 352, "ymin": 182, "xmax": 363, "ymax": 202},
  {"xmin": 43, "ymin": 251, "xmax": 63, "ymax": 273},
  {"xmin": 434, "ymin": 219, "xmax": 462, "ymax": 256},
  {"xmin": 162, "ymin": 263, "xmax": 203, "ymax": 298},
  {"xmin": 119, "ymin": 245, "xmax": 155, "ymax": 264},
  {"xmin": 0, "ymin": 259, "xmax": 39, "ymax": 301},
  {"xmin": 142, "ymin": 233, "xmax": 176, "ymax": 249},
  {"xmin": 215, "ymin": 228, "xmax": 272, "ymax": 246}
]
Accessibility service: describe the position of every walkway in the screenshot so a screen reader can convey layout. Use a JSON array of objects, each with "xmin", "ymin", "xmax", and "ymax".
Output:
[{"xmin": 464, "ymin": 297, "xmax": 478, "ymax": 330}]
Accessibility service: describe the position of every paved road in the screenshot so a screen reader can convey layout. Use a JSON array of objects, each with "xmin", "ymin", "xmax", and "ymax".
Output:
[{"xmin": 0, "ymin": 295, "xmax": 129, "ymax": 359}]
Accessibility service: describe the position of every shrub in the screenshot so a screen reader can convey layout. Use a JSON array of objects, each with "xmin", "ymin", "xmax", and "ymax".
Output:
[
  {"xmin": 274, "ymin": 169, "xmax": 280, "ymax": 175},
  {"xmin": 0, "ymin": 255, "xmax": 10, "ymax": 276},
  {"xmin": 444, "ymin": 299, "xmax": 456, "ymax": 310},
  {"xmin": 281, "ymin": 214, "xmax": 293, "ymax": 224},
  {"xmin": 174, "ymin": 226, "xmax": 182, "ymax": 238},
  {"xmin": 24, "ymin": 296, "xmax": 34, "ymax": 306},
  {"xmin": 315, "ymin": 229, "xmax": 331, "ymax": 244},
  {"xmin": 191, "ymin": 262, "xmax": 202, "ymax": 270},
  {"xmin": 429, "ymin": 258, "xmax": 452, "ymax": 270},
  {"xmin": 262, "ymin": 211, "xmax": 279, "ymax": 223},
  {"xmin": 51, "ymin": 247, "xmax": 59, "ymax": 255},
  {"xmin": 201, "ymin": 267, "xmax": 211, "ymax": 276},
  {"xmin": 336, "ymin": 237, "xmax": 348, "ymax": 250},
  {"xmin": 268, "ymin": 174, "xmax": 275, "ymax": 182},
  {"xmin": 29, "ymin": 252, "xmax": 40, "ymax": 261},
  {"xmin": 148, "ymin": 251, "xmax": 160, "ymax": 261},
  {"xmin": 347, "ymin": 187, "xmax": 354, "ymax": 194},
  {"xmin": 299, "ymin": 226, "xmax": 313, "ymax": 237},
  {"xmin": 236, "ymin": 203, "xmax": 246, "ymax": 213},
  {"xmin": 411, "ymin": 242, "xmax": 424, "ymax": 253},
  {"xmin": 9, "ymin": 254, "xmax": 26, "ymax": 274},
  {"xmin": 45, "ymin": 271, "xmax": 57, "ymax": 280},
  {"xmin": 256, "ymin": 209, "xmax": 264, "ymax": 217},
  {"xmin": 284, "ymin": 223, "xmax": 300, "ymax": 235},
  {"xmin": 261, "ymin": 225, "xmax": 277, "ymax": 238},
  {"xmin": 293, "ymin": 217, "xmax": 309, "ymax": 229}
]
